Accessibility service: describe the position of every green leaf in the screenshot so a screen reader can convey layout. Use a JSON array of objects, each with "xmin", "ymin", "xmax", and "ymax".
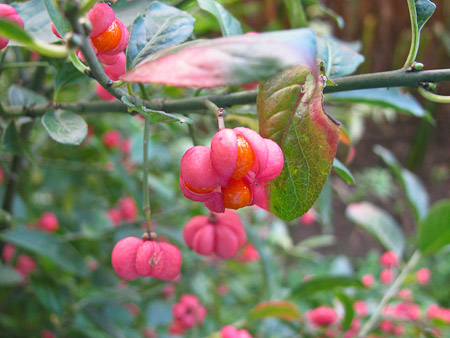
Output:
[
  {"xmin": 1, "ymin": 121, "xmax": 22, "ymax": 155},
  {"xmin": 346, "ymin": 202, "xmax": 405, "ymax": 256},
  {"xmin": 326, "ymin": 88, "xmax": 426, "ymax": 117},
  {"xmin": 11, "ymin": 0, "xmax": 59, "ymax": 43},
  {"xmin": 317, "ymin": 177, "xmax": 332, "ymax": 228},
  {"xmin": 336, "ymin": 292, "xmax": 355, "ymax": 331},
  {"xmin": 0, "ymin": 263, "xmax": 24, "ymax": 286},
  {"xmin": 121, "ymin": 97, "xmax": 193, "ymax": 124},
  {"xmin": 292, "ymin": 276, "xmax": 363, "ymax": 298},
  {"xmin": 332, "ymin": 158, "xmax": 355, "ymax": 184},
  {"xmin": 0, "ymin": 18, "xmax": 33, "ymax": 44},
  {"xmin": 258, "ymin": 71, "xmax": 340, "ymax": 221},
  {"xmin": 8, "ymin": 85, "xmax": 48, "ymax": 107},
  {"xmin": 127, "ymin": 1, "xmax": 195, "ymax": 69},
  {"xmin": 198, "ymin": 0, "xmax": 242, "ymax": 36},
  {"xmin": 43, "ymin": 0, "xmax": 70, "ymax": 37},
  {"xmin": 283, "ymin": 0, "xmax": 308, "ymax": 28},
  {"xmin": 31, "ymin": 280, "xmax": 70, "ymax": 314},
  {"xmin": 374, "ymin": 145, "xmax": 429, "ymax": 221},
  {"xmin": 122, "ymin": 29, "xmax": 317, "ymax": 88},
  {"xmin": 317, "ymin": 36, "xmax": 364, "ymax": 78},
  {"xmin": 417, "ymin": 199, "xmax": 450, "ymax": 255},
  {"xmin": 0, "ymin": 228, "xmax": 88, "ymax": 276},
  {"xmin": 41, "ymin": 110, "xmax": 88, "ymax": 145},
  {"xmin": 303, "ymin": 0, "xmax": 344, "ymax": 28},
  {"xmin": 249, "ymin": 300, "xmax": 301, "ymax": 321},
  {"xmin": 55, "ymin": 62, "xmax": 87, "ymax": 96},
  {"xmin": 415, "ymin": 0, "xmax": 436, "ymax": 32}
]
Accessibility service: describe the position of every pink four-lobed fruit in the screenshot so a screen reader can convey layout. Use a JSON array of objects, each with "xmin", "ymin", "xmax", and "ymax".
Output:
[
  {"xmin": 37, "ymin": 212, "xmax": 59, "ymax": 233},
  {"xmin": 111, "ymin": 236, "xmax": 181, "ymax": 281},
  {"xmin": 183, "ymin": 210, "xmax": 246, "ymax": 259},
  {"xmin": 179, "ymin": 127, "xmax": 283, "ymax": 213},
  {"xmin": 0, "ymin": 4, "xmax": 25, "ymax": 50},
  {"xmin": 172, "ymin": 294, "xmax": 207, "ymax": 330}
]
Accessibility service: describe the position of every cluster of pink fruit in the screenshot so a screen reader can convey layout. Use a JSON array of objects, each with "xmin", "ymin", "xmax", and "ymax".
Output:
[
  {"xmin": 169, "ymin": 294, "xmax": 207, "ymax": 335},
  {"xmin": 2, "ymin": 244, "xmax": 36, "ymax": 281},
  {"xmin": 111, "ymin": 236, "xmax": 181, "ymax": 281},
  {"xmin": 179, "ymin": 127, "xmax": 283, "ymax": 212},
  {"xmin": 106, "ymin": 196, "xmax": 138, "ymax": 227},
  {"xmin": 0, "ymin": 4, "xmax": 24, "ymax": 50}
]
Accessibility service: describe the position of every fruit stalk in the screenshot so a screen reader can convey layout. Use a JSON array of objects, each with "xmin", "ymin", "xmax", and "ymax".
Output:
[{"xmin": 140, "ymin": 84, "xmax": 152, "ymax": 236}]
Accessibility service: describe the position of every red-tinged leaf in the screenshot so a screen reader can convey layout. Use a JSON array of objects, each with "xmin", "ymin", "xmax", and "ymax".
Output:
[
  {"xmin": 120, "ymin": 29, "xmax": 317, "ymax": 88},
  {"xmin": 257, "ymin": 69, "xmax": 340, "ymax": 221},
  {"xmin": 249, "ymin": 301, "xmax": 301, "ymax": 321}
]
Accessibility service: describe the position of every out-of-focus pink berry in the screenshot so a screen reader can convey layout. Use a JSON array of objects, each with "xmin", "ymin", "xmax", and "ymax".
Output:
[
  {"xmin": 96, "ymin": 83, "xmax": 116, "ymax": 101},
  {"xmin": 218, "ymin": 284, "xmax": 229, "ymax": 296},
  {"xmin": 380, "ymin": 269, "xmax": 394, "ymax": 284},
  {"xmin": 380, "ymin": 319, "xmax": 394, "ymax": 333},
  {"xmin": 183, "ymin": 210, "xmax": 246, "ymax": 259},
  {"xmin": 416, "ymin": 268, "xmax": 431, "ymax": 285},
  {"xmin": 397, "ymin": 289, "xmax": 412, "ymax": 299},
  {"xmin": 307, "ymin": 306, "xmax": 337, "ymax": 327},
  {"xmin": 221, "ymin": 325, "xmax": 253, "ymax": 338},
  {"xmin": 16, "ymin": 254, "xmax": 36, "ymax": 278},
  {"xmin": 235, "ymin": 244, "xmax": 260, "ymax": 263},
  {"xmin": 0, "ymin": 167, "xmax": 4, "ymax": 185},
  {"xmin": 169, "ymin": 319, "xmax": 185, "ymax": 335},
  {"xmin": 120, "ymin": 138, "xmax": 132, "ymax": 157},
  {"xmin": 126, "ymin": 303, "xmax": 140, "ymax": 316},
  {"xmin": 380, "ymin": 251, "xmax": 398, "ymax": 267},
  {"xmin": 2, "ymin": 243, "xmax": 15, "ymax": 263},
  {"xmin": 40, "ymin": 330, "xmax": 55, "ymax": 338},
  {"xmin": 361, "ymin": 274, "xmax": 374, "ymax": 287},
  {"xmin": 118, "ymin": 197, "xmax": 138, "ymax": 222},
  {"xmin": 107, "ymin": 208, "xmax": 122, "ymax": 227},
  {"xmin": 143, "ymin": 327, "xmax": 157, "ymax": 338},
  {"xmin": 300, "ymin": 210, "xmax": 315, "ymax": 225},
  {"xmin": 393, "ymin": 324, "xmax": 404, "ymax": 337},
  {"xmin": 353, "ymin": 300, "xmax": 368, "ymax": 317},
  {"xmin": 407, "ymin": 303, "xmax": 421, "ymax": 321},
  {"xmin": 162, "ymin": 283, "xmax": 176, "ymax": 299},
  {"xmin": 37, "ymin": 212, "xmax": 59, "ymax": 233},
  {"xmin": 88, "ymin": 260, "xmax": 99, "ymax": 271},
  {"xmin": 102, "ymin": 130, "xmax": 122, "ymax": 148}
]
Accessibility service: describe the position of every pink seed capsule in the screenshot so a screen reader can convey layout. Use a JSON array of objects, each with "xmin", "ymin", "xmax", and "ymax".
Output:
[
  {"xmin": 87, "ymin": 3, "xmax": 115, "ymax": 38},
  {"xmin": 111, "ymin": 236, "xmax": 142, "ymax": 280}
]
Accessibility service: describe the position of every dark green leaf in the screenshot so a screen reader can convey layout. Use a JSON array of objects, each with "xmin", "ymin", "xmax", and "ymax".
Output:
[
  {"xmin": 374, "ymin": 145, "xmax": 429, "ymax": 221},
  {"xmin": 346, "ymin": 202, "xmax": 405, "ymax": 256},
  {"xmin": 122, "ymin": 29, "xmax": 317, "ymax": 88},
  {"xmin": 8, "ymin": 85, "xmax": 48, "ymax": 107},
  {"xmin": 127, "ymin": 1, "xmax": 195, "ymax": 69},
  {"xmin": 417, "ymin": 199, "xmax": 450, "ymax": 255},
  {"xmin": 249, "ymin": 301, "xmax": 301, "ymax": 321},
  {"xmin": 1, "ymin": 121, "xmax": 22, "ymax": 155},
  {"xmin": 0, "ymin": 228, "xmax": 88, "ymax": 276},
  {"xmin": 332, "ymin": 158, "xmax": 355, "ymax": 184},
  {"xmin": 43, "ymin": 0, "xmax": 70, "ymax": 37},
  {"xmin": 198, "ymin": 0, "xmax": 242, "ymax": 36},
  {"xmin": 31, "ymin": 280, "xmax": 70, "ymax": 314},
  {"xmin": 303, "ymin": 0, "xmax": 344, "ymax": 28},
  {"xmin": 415, "ymin": 0, "xmax": 436, "ymax": 32},
  {"xmin": 55, "ymin": 62, "xmax": 87, "ymax": 95},
  {"xmin": 0, "ymin": 264, "xmax": 24, "ymax": 286},
  {"xmin": 292, "ymin": 276, "xmax": 363, "ymax": 298},
  {"xmin": 42, "ymin": 110, "xmax": 88, "ymax": 145},
  {"xmin": 121, "ymin": 97, "xmax": 193, "ymax": 124},
  {"xmin": 0, "ymin": 18, "xmax": 33, "ymax": 44},
  {"xmin": 326, "ymin": 88, "xmax": 425, "ymax": 117},
  {"xmin": 283, "ymin": 0, "xmax": 308, "ymax": 28},
  {"xmin": 317, "ymin": 36, "xmax": 364, "ymax": 78},
  {"xmin": 258, "ymin": 72, "xmax": 340, "ymax": 221}
]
